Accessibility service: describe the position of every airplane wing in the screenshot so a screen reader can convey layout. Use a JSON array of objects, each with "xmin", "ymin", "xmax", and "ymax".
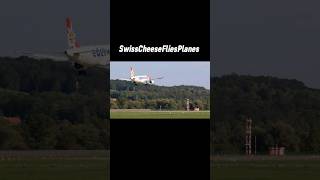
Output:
[
  {"xmin": 96, "ymin": 64, "xmax": 109, "ymax": 69},
  {"xmin": 16, "ymin": 51, "xmax": 69, "ymax": 61},
  {"xmin": 151, "ymin": 76, "xmax": 164, "ymax": 80},
  {"xmin": 118, "ymin": 78, "xmax": 132, "ymax": 81},
  {"xmin": 29, "ymin": 53, "xmax": 69, "ymax": 61}
]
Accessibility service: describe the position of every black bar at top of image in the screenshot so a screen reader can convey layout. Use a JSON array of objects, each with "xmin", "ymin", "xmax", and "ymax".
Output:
[{"xmin": 111, "ymin": 0, "xmax": 210, "ymax": 61}]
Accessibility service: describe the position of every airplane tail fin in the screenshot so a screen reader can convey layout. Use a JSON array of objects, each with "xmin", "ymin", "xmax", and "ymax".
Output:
[
  {"xmin": 65, "ymin": 17, "xmax": 80, "ymax": 49},
  {"xmin": 130, "ymin": 67, "xmax": 135, "ymax": 78}
]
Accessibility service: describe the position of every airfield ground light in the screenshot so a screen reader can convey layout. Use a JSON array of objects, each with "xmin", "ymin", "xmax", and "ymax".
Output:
[{"xmin": 186, "ymin": 98, "xmax": 190, "ymax": 111}]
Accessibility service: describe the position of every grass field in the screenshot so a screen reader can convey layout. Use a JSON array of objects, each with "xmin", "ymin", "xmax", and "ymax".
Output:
[
  {"xmin": 110, "ymin": 110, "xmax": 210, "ymax": 119},
  {"xmin": 2, "ymin": 152, "xmax": 320, "ymax": 179},
  {"xmin": 212, "ymin": 156, "xmax": 320, "ymax": 180},
  {"xmin": 0, "ymin": 150, "xmax": 109, "ymax": 180}
]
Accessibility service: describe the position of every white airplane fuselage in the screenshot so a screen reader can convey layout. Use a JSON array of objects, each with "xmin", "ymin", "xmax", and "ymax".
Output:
[
  {"xmin": 22, "ymin": 17, "xmax": 109, "ymax": 72},
  {"xmin": 65, "ymin": 45, "xmax": 109, "ymax": 68},
  {"xmin": 118, "ymin": 67, "xmax": 162, "ymax": 85},
  {"xmin": 131, "ymin": 75, "xmax": 154, "ymax": 84},
  {"xmin": 64, "ymin": 17, "xmax": 109, "ymax": 70}
]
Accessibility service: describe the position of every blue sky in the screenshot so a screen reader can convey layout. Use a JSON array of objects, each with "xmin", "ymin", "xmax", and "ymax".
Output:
[{"xmin": 110, "ymin": 62, "xmax": 210, "ymax": 89}]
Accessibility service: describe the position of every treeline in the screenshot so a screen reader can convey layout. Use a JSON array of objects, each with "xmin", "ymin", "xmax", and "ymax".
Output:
[
  {"xmin": 110, "ymin": 80, "xmax": 210, "ymax": 110},
  {"xmin": 0, "ymin": 56, "xmax": 107, "ymax": 95},
  {"xmin": 213, "ymin": 74, "xmax": 320, "ymax": 154},
  {"xmin": 0, "ymin": 57, "xmax": 108, "ymax": 150}
]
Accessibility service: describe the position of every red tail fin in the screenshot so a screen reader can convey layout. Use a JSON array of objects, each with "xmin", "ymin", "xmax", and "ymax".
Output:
[{"xmin": 65, "ymin": 17, "xmax": 80, "ymax": 48}]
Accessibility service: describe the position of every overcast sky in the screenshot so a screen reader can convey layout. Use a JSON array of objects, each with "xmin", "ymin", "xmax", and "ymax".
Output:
[
  {"xmin": 111, "ymin": 62, "xmax": 210, "ymax": 89},
  {"xmin": 212, "ymin": 0, "xmax": 320, "ymax": 88},
  {"xmin": 2, "ymin": 0, "xmax": 320, "ymax": 88},
  {"xmin": 0, "ymin": 0, "xmax": 109, "ymax": 56}
]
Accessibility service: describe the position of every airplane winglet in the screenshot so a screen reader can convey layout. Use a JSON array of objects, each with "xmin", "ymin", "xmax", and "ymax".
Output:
[{"xmin": 66, "ymin": 17, "xmax": 72, "ymax": 30}]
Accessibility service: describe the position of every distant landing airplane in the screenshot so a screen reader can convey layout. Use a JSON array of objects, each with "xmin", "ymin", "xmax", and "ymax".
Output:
[
  {"xmin": 119, "ymin": 67, "xmax": 164, "ymax": 85},
  {"xmin": 20, "ymin": 17, "xmax": 109, "ymax": 73}
]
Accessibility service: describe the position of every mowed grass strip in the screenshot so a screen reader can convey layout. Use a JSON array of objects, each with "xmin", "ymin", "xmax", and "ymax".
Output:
[
  {"xmin": 110, "ymin": 111, "xmax": 210, "ymax": 119},
  {"xmin": 0, "ymin": 151, "xmax": 109, "ymax": 180},
  {"xmin": 212, "ymin": 158, "xmax": 320, "ymax": 180}
]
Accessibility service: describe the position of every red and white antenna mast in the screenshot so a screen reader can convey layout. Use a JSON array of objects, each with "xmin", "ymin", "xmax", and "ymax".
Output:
[{"xmin": 245, "ymin": 118, "xmax": 252, "ymax": 155}]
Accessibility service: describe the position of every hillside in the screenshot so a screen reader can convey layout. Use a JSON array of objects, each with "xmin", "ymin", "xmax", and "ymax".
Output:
[
  {"xmin": 0, "ymin": 57, "xmax": 108, "ymax": 150},
  {"xmin": 212, "ymin": 74, "xmax": 320, "ymax": 154},
  {"xmin": 0, "ymin": 56, "xmax": 107, "ymax": 94},
  {"xmin": 3, "ymin": 56, "xmax": 320, "ymax": 153},
  {"xmin": 110, "ymin": 79, "xmax": 210, "ymax": 110}
]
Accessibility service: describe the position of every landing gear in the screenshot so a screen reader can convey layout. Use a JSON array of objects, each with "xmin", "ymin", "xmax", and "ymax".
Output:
[
  {"xmin": 74, "ymin": 63, "xmax": 83, "ymax": 69},
  {"xmin": 73, "ymin": 63, "xmax": 86, "ymax": 92},
  {"xmin": 74, "ymin": 63, "xmax": 87, "ymax": 75},
  {"xmin": 75, "ymin": 79, "xmax": 79, "ymax": 92}
]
